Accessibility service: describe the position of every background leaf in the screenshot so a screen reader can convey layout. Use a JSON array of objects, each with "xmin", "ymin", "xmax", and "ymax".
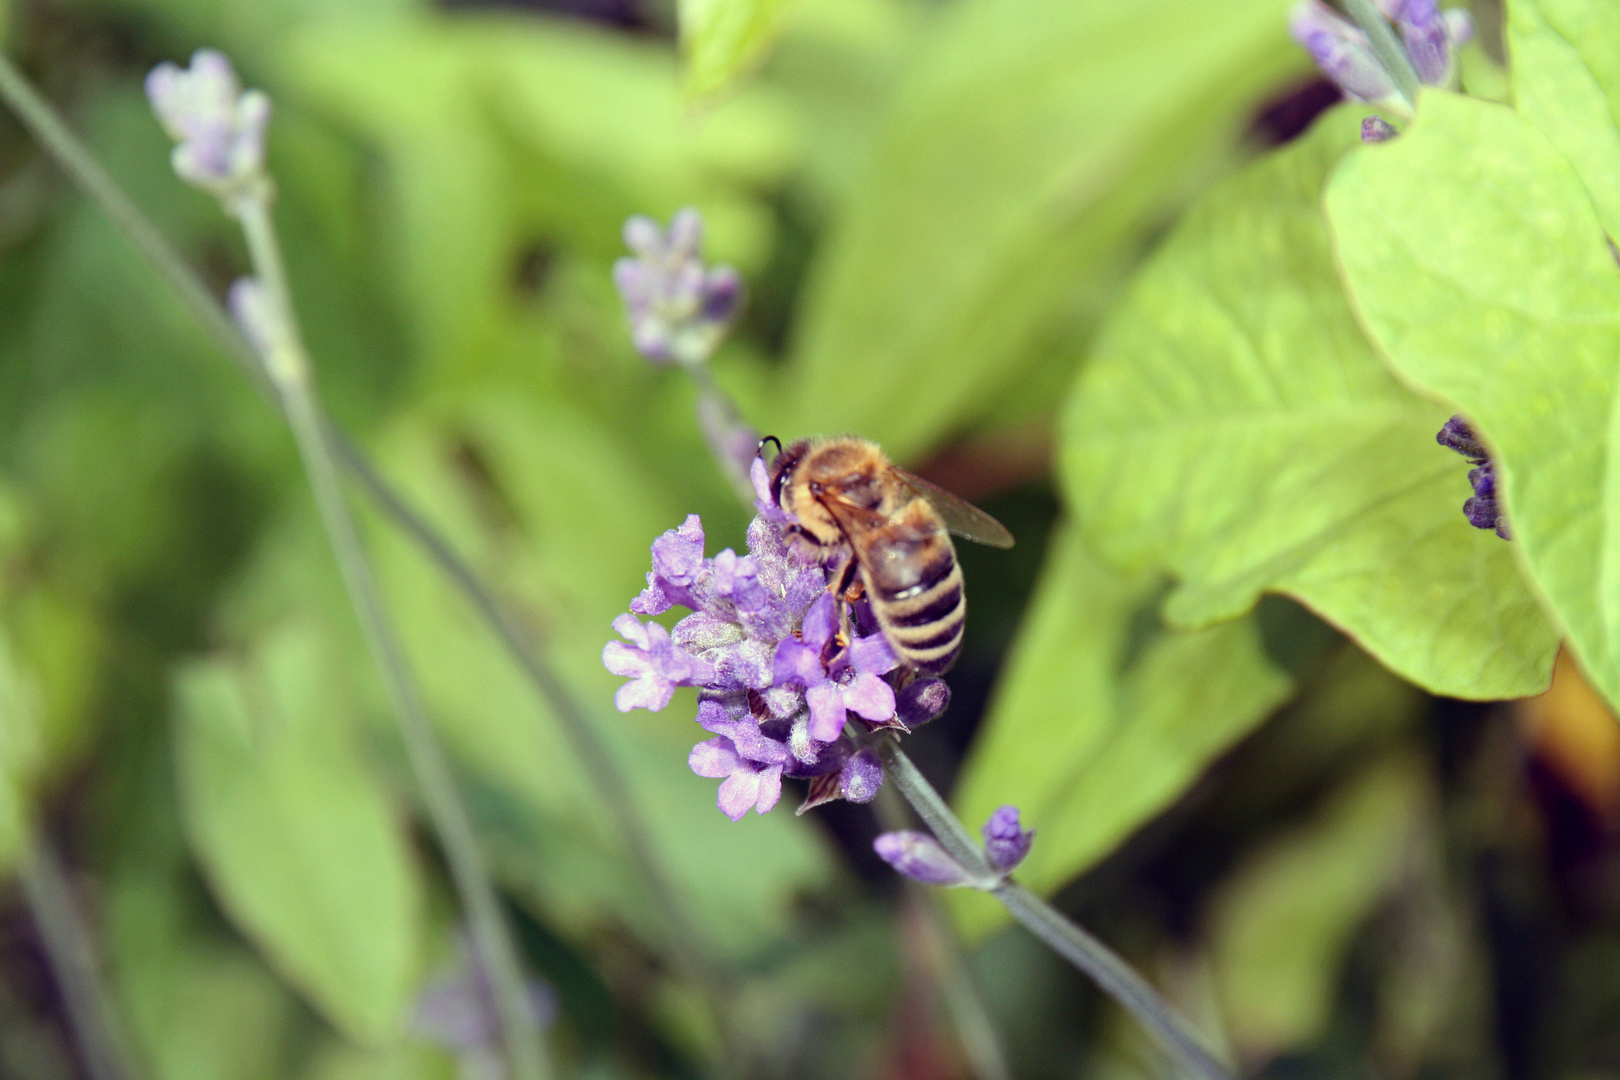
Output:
[
  {"xmin": 679, "ymin": 0, "xmax": 792, "ymax": 102},
  {"xmin": 1205, "ymin": 752, "xmax": 1429, "ymax": 1063},
  {"xmin": 774, "ymin": 0, "xmax": 1307, "ymax": 461},
  {"xmin": 1064, "ymin": 106, "xmax": 1557, "ymax": 699},
  {"xmin": 1326, "ymin": 91, "xmax": 1620, "ymax": 708},
  {"xmin": 175, "ymin": 623, "xmax": 425, "ymax": 1043},
  {"xmin": 949, "ymin": 527, "xmax": 1294, "ymax": 939}
]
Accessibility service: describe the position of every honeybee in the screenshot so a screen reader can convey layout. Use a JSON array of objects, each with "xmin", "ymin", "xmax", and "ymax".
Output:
[{"xmin": 763, "ymin": 436, "xmax": 1014, "ymax": 676}]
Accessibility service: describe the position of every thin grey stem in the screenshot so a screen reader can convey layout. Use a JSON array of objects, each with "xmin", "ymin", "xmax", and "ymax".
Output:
[
  {"xmin": 234, "ymin": 198, "xmax": 550, "ymax": 1080},
  {"xmin": 0, "ymin": 53, "xmax": 732, "ymax": 1061},
  {"xmin": 17, "ymin": 836, "xmax": 142, "ymax": 1080},
  {"xmin": 880, "ymin": 741, "xmax": 1234, "ymax": 1080},
  {"xmin": 329, "ymin": 431, "xmax": 729, "ymax": 999},
  {"xmin": 875, "ymin": 787, "xmax": 1010, "ymax": 1080},
  {"xmin": 1341, "ymin": 0, "xmax": 1421, "ymax": 104}
]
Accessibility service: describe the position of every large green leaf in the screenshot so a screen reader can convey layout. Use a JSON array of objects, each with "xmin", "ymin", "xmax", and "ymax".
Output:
[
  {"xmin": 175, "ymin": 623, "xmax": 425, "ymax": 1043},
  {"xmin": 1507, "ymin": 0, "xmax": 1620, "ymax": 240},
  {"xmin": 776, "ymin": 0, "xmax": 1306, "ymax": 461},
  {"xmin": 1325, "ymin": 91, "xmax": 1620, "ymax": 708},
  {"xmin": 949, "ymin": 527, "xmax": 1294, "ymax": 939},
  {"xmin": 679, "ymin": 0, "xmax": 793, "ymax": 102},
  {"xmin": 1064, "ymin": 106, "xmax": 1557, "ymax": 700}
]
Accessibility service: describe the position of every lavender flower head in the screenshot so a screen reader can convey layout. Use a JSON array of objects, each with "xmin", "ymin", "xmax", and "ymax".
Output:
[
  {"xmin": 1289, "ymin": 0, "xmax": 1473, "ymax": 117},
  {"xmin": 603, "ymin": 456, "xmax": 950, "ymax": 820},
  {"xmin": 613, "ymin": 209, "xmax": 743, "ymax": 367},
  {"xmin": 145, "ymin": 50, "xmax": 271, "ymax": 203},
  {"xmin": 1437, "ymin": 415, "xmax": 1510, "ymax": 540}
]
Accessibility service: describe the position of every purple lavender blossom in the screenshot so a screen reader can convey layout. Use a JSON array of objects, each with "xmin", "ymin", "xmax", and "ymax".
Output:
[
  {"xmin": 873, "ymin": 831, "xmax": 972, "ymax": 887},
  {"xmin": 604, "ymin": 470, "xmax": 914, "ymax": 817},
  {"xmin": 982, "ymin": 806, "xmax": 1035, "ymax": 873},
  {"xmin": 773, "ymin": 593, "xmax": 900, "ymax": 743},
  {"xmin": 1437, "ymin": 415, "xmax": 1510, "ymax": 540},
  {"xmin": 613, "ymin": 209, "xmax": 743, "ymax": 366},
  {"xmin": 145, "ymin": 50, "xmax": 271, "ymax": 202},
  {"xmin": 602, "ymin": 614, "xmax": 715, "ymax": 712}
]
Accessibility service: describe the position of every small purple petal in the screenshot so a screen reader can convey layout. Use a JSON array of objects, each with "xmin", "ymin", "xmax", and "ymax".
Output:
[
  {"xmin": 805, "ymin": 682, "xmax": 848, "ymax": 743},
  {"xmin": 839, "ymin": 672, "xmax": 897, "ymax": 724},
  {"xmin": 847, "ymin": 633, "xmax": 899, "ymax": 677},
  {"xmin": 773, "ymin": 638, "xmax": 827, "ymax": 690},
  {"xmin": 801, "ymin": 593, "xmax": 838, "ymax": 652},
  {"xmin": 651, "ymin": 515, "xmax": 706, "ymax": 586},
  {"xmin": 873, "ymin": 831, "xmax": 971, "ymax": 887},
  {"xmin": 981, "ymin": 806, "xmax": 1034, "ymax": 873},
  {"xmin": 689, "ymin": 736, "xmax": 743, "ymax": 779},
  {"xmin": 1289, "ymin": 1, "xmax": 1399, "ymax": 102}
]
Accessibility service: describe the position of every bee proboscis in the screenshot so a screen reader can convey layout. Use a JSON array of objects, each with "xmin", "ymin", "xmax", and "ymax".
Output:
[{"xmin": 764, "ymin": 436, "xmax": 1014, "ymax": 676}]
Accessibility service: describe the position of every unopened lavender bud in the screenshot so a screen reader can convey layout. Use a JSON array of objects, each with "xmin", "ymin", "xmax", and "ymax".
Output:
[
  {"xmin": 895, "ymin": 678, "xmax": 950, "ymax": 728},
  {"xmin": 837, "ymin": 748, "xmax": 884, "ymax": 804},
  {"xmin": 1397, "ymin": 0, "xmax": 1451, "ymax": 85},
  {"xmin": 1361, "ymin": 116, "xmax": 1398, "ymax": 143},
  {"xmin": 1436, "ymin": 415, "xmax": 1487, "ymax": 461},
  {"xmin": 873, "ymin": 831, "xmax": 971, "ymax": 887},
  {"xmin": 145, "ymin": 50, "xmax": 271, "ymax": 203},
  {"xmin": 1289, "ymin": 1, "xmax": 1399, "ymax": 103},
  {"xmin": 981, "ymin": 806, "xmax": 1034, "ymax": 874}
]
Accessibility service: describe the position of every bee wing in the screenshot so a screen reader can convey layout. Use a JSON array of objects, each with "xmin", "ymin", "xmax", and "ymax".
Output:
[{"xmin": 893, "ymin": 469, "xmax": 1015, "ymax": 548}]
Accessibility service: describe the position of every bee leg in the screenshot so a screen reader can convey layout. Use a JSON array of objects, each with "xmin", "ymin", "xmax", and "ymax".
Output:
[{"xmin": 827, "ymin": 553, "xmax": 858, "ymax": 649}]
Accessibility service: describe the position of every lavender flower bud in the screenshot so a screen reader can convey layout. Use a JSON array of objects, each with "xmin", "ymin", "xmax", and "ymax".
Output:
[
  {"xmin": 145, "ymin": 50, "xmax": 271, "ymax": 203},
  {"xmin": 1436, "ymin": 415, "xmax": 1487, "ymax": 462},
  {"xmin": 837, "ymin": 748, "xmax": 884, "ymax": 804},
  {"xmin": 873, "ymin": 831, "xmax": 972, "ymax": 887},
  {"xmin": 1443, "ymin": 8, "xmax": 1474, "ymax": 47},
  {"xmin": 1361, "ymin": 116, "xmax": 1398, "ymax": 143},
  {"xmin": 981, "ymin": 806, "xmax": 1034, "ymax": 873},
  {"xmin": 1289, "ymin": 1, "xmax": 1399, "ymax": 103},
  {"xmin": 613, "ymin": 208, "xmax": 744, "ymax": 367},
  {"xmin": 895, "ymin": 678, "xmax": 950, "ymax": 728},
  {"xmin": 1396, "ymin": 0, "xmax": 1451, "ymax": 85}
]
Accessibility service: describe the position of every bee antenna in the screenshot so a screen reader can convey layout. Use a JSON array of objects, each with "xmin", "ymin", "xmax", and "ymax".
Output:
[{"xmin": 758, "ymin": 435, "xmax": 782, "ymax": 460}]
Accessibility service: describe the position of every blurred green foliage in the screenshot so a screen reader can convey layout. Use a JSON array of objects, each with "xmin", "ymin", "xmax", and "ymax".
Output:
[{"xmin": 0, "ymin": 0, "xmax": 1618, "ymax": 1076}]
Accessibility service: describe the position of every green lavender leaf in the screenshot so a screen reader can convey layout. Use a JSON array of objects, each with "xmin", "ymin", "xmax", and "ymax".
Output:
[
  {"xmin": 1326, "ymin": 91, "xmax": 1620, "ymax": 706},
  {"xmin": 1064, "ymin": 107, "xmax": 1556, "ymax": 699},
  {"xmin": 175, "ymin": 623, "xmax": 425, "ymax": 1043}
]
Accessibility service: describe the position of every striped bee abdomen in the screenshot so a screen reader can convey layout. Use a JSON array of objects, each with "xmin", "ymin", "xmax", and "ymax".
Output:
[{"xmin": 861, "ymin": 509, "xmax": 966, "ymax": 675}]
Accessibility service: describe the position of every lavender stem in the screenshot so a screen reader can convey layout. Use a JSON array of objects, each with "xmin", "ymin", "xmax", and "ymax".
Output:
[
  {"xmin": 18, "ymin": 836, "xmax": 142, "ymax": 1080},
  {"xmin": 234, "ymin": 194, "xmax": 551, "ymax": 1080},
  {"xmin": 880, "ymin": 741, "xmax": 1235, "ymax": 1080}
]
